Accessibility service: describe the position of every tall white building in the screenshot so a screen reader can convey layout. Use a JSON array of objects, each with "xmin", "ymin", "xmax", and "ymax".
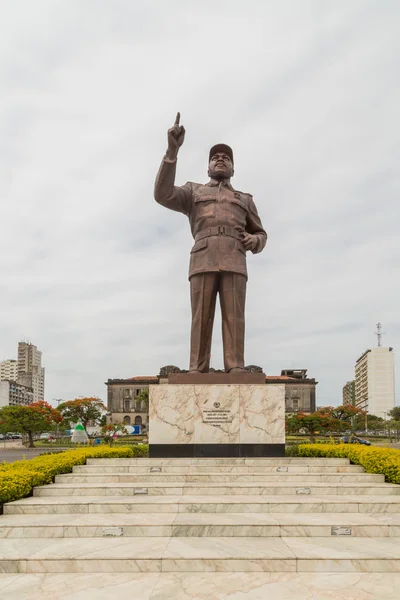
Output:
[
  {"xmin": 0, "ymin": 380, "xmax": 33, "ymax": 407},
  {"xmin": 17, "ymin": 342, "xmax": 45, "ymax": 402},
  {"xmin": 0, "ymin": 359, "xmax": 18, "ymax": 381},
  {"xmin": 355, "ymin": 347, "xmax": 395, "ymax": 419}
]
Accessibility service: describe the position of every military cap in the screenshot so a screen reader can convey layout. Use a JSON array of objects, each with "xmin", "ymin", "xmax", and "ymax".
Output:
[{"xmin": 209, "ymin": 144, "xmax": 234, "ymax": 165}]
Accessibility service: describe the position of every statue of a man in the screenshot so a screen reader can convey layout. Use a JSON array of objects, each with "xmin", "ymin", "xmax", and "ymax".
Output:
[{"xmin": 154, "ymin": 113, "xmax": 267, "ymax": 374}]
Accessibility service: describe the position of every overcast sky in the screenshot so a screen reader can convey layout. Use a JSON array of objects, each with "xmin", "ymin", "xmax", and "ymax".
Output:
[{"xmin": 1, "ymin": 0, "xmax": 399, "ymax": 408}]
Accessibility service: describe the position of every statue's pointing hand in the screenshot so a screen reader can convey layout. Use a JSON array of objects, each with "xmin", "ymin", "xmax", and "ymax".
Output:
[{"xmin": 167, "ymin": 112, "xmax": 186, "ymax": 158}]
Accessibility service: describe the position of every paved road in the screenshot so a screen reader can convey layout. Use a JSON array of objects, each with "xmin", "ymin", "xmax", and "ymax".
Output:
[{"xmin": 0, "ymin": 448, "xmax": 66, "ymax": 463}]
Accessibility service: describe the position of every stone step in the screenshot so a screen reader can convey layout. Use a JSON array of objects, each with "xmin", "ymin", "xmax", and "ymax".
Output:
[
  {"xmin": 56, "ymin": 473, "xmax": 382, "ymax": 484},
  {"xmin": 1, "ymin": 512, "xmax": 400, "ymax": 538},
  {"xmin": 1, "ymin": 536, "xmax": 400, "ymax": 573},
  {"xmin": 6, "ymin": 495, "xmax": 400, "ymax": 515},
  {"xmin": 33, "ymin": 482, "xmax": 399, "ymax": 497},
  {"xmin": 87, "ymin": 457, "xmax": 352, "ymax": 466},
  {"xmin": 0, "ymin": 572, "xmax": 399, "ymax": 599},
  {"xmin": 74, "ymin": 464, "xmax": 365, "ymax": 474}
]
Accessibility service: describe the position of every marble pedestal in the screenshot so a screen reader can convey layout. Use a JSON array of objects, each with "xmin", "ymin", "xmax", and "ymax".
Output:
[{"xmin": 149, "ymin": 383, "xmax": 285, "ymax": 458}]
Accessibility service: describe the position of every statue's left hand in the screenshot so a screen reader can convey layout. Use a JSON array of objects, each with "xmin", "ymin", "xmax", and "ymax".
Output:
[{"xmin": 242, "ymin": 233, "xmax": 258, "ymax": 251}]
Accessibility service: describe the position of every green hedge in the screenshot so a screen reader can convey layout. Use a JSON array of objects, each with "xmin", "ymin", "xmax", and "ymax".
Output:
[
  {"xmin": 298, "ymin": 443, "xmax": 400, "ymax": 484},
  {"xmin": 0, "ymin": 445, "xmax": 149, "ymax": 505}
]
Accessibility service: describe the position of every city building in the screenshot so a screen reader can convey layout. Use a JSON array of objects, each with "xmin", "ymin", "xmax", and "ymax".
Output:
[
  {"xmin": 105, "ymin": 376, "xmax": 157, "ymax": 432},
  {"xmin": 17, "ymin": 342, "xmax": 45, "ymax": 403},
  {"xmin": 355, "ymin": 347, "xmax": 395, "ymax": 419},
  {"xmin": 266, "ymin": 369, "xmax": 317, "ymax": 413},
  {"xmin": 0, "ymin": 380, "xmax": 33, "ymax": 408},
  {"xmin": 106, "ymin": 366, "xmax": 318, "ymax": 426},
  {"xmin": 0, "ymin": 359, "xmax": 18, "ymax": 381},
  {"xmin": 343, "ymin": 380, "xmax": 356, "ymax": 406}
]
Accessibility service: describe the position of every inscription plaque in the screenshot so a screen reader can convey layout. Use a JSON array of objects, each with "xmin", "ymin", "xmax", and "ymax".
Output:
[
  {"xmin": 296, "ymin": 487, "xmax": 311, "ymax": 495},
  {"xmin": 150, "ymin": 467, "xmax": 162, "ymax": 473},
  {"xmin": 134, "ymin": 488, "xmax": 148, "ymax": 495},
  {"xmin": 276, "ymin": 467, "xmax": 288, "ymax": 472},
  {"xmin": 102, "ymin": 527, "xmax": 123, "ymax": 537},
  {"xmin": 202, "ymin": 409, "xmax": 233, "ymax": 424},
  {"xmin": 331, "ymin": 526, "xmax": 352, "ymax": 536}
]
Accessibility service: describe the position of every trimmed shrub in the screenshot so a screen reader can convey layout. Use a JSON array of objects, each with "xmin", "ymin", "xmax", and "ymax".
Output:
[
  {"xmin": 0, "ymin": 446, "xmax": 141, "ymax": 505},
  {"xmin": 298, "ymin": 443, "xmax": 400, "ymax": 484}
]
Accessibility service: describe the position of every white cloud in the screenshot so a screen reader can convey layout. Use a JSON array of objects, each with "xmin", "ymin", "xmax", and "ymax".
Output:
[{"xmin": 0, "ymin": 0, "xmax": 399, "ymax": 407}]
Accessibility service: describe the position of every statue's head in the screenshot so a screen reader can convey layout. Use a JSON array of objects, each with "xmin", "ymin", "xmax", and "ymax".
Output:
[{"xmin": 208, "ymin": 144, "xmax": 234, "ymax": 180}]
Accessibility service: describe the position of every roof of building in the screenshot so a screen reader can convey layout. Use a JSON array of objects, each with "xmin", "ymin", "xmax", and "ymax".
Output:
[
  {"xmin": 265, "ymin": 375, "xmax": 316, "ymax": 383},
  {"xmin": 107, "ymin": 375, "xmax": 317, "ymax": 384},
  {"xmin": 106, "ymin": 376, "xmax": 158, "ymax": 384}
]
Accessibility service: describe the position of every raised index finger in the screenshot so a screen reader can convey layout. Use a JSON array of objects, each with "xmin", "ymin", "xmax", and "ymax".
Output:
[{"xmin": 174, "ymin": 112, "xmax": 181, "ymax": 126}]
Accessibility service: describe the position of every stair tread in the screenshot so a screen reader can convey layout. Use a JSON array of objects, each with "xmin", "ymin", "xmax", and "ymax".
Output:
[
  {"xmin": 8, "ymin": 494, "xmax": 400, "ymax": 504},
  {"xmin": 2, "ymin": 512, "xmax": 400, "ymax": 527},
  {"xmin": 1, "ymin": 536, "xmax": 400, "ymax": 561},
  {"xmin": 45, "ymin": 481, "xmax": 394, "ymax": 488}
]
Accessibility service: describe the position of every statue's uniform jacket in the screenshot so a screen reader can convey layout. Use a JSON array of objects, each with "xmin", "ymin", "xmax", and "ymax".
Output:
[
  {"xmin": 154, "ymin": 155, "xmax": 267, "ymax": 372},
  {"xmin": 154, "ymin": 156, "xmax": 267, "ymax": 279}
]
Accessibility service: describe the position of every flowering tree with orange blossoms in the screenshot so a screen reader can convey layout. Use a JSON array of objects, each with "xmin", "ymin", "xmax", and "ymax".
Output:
[
  {"xmin": 286, "ymin": 405, "xmax": 366, "ymax": 443},
  {"xmin": 0, "ymin": 400, "xmax": 62, "ymax": 448},
  {"xmin": 58, "ymin": 397, "xmax": 106, "ymax": 431}
]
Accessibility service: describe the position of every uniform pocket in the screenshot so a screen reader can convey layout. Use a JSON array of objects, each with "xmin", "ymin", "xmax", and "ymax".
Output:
[
  {"xmin": 191, "ymin": 238, "xmax": 208, "ymax": 253},
  {"xmin": 231, "ymin": 197, "xmax": 248, "ymax": 225},
  {"xmin": 194, "ymin": 194, "xmax": 216, "ymax": 218}
]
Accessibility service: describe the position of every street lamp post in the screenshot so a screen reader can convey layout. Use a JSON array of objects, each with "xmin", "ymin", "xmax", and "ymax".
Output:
[{"xmin": 53, "ymin": 398, "xmax": 63, "ymax": 439}]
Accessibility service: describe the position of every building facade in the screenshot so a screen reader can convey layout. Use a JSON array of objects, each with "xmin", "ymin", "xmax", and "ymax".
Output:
[
  {"xmin": 266, "ymin": 370, "xmax": 317, "ymax": 413},
  {"xmin": 342, "ymin": 380, "xmax": 356, "ymax": 406},
  {"xmin": 0, "ymin": 380, "xmax": 33, "ymax": 408},
  {"xmin": 106, "ymin": 367, "xmax": 317, "ymax": 427},
  {"xmin": 355, "ymin": 347, "xmax": 395, "ymax": 418},
  {"xmin": 17, "ymin": 342, "xmax": 45, "ymax": 403},
  {"xmin": 0, "ymin": 359, "xmax": 18, "ymax": 381},
  {"xmin": 105, "ymin": 376, "xmax": 158, "ymax": 432}
]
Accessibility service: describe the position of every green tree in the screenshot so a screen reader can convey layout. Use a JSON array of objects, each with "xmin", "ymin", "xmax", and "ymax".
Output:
[
  {"xmin": 58, "ymin": 397, "xmax": 106, "ymax": 431},
  {"xmin": 286, "ymin": 405, "xmax": 365, "ymax": 443},
  {"xmin": 101, "ymin": 422, "xmax": 128, "ymax": 446},
  {"xmin": 388, "ymin": 407, "xmax": 400, "ymax": 421},
  {"xmin": 0, "ymin": 401, "xmax": 62, "ymax": 448},
  {"xmin": 136, "ymin": 389, "xmax": 149, "ymax": 411}
]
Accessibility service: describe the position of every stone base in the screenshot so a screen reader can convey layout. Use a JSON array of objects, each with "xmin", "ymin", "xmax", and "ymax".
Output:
[
  {"xmin": 149, "ymin": 443, "xmax": 285, "ymax": 458},
  {"xmin": 149, "ymin": 383, "xmax": 285, "ymax": 458}
]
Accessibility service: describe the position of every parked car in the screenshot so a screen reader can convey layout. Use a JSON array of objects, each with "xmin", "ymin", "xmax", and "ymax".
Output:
[
  {"xmin": 340, "ymin": 435, "xmax": 371, "ymax": 446},
  {"xmin": 11, "ymin": 434, "xmax": 22, "ymax": 439},
  {"xmin": 40, "ymin": 433, "xmax": 51, "ymax": 440}
]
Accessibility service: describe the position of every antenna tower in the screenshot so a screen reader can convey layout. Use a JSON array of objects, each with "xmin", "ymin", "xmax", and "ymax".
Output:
[{"xmin": 375, "ymin": 322, "xmax": 384, "ymax": 347}]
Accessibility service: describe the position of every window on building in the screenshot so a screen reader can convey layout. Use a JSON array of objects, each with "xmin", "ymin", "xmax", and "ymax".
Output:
[
  {"xmin": 124, "ymin": 400, "xmax": 130, "ymax": 412},
  {"xmin": 136, "ymin": 389, "xmax": 141, "ymax": 396},
  {"xmin": 123, "ymin": 415, "xmax": 131, "ymax": 425},
  {"xmin": 292, "ymin": 399, "xmax": 299, "ymax": 411},
  {"xmin": 135, "ymin": 415, "xmax": 142, "ymax": 426}
]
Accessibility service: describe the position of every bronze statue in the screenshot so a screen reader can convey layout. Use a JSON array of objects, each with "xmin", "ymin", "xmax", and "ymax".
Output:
[{"xmin": 155, "ymin": 113, "xmax": 267, "ymax": 373}]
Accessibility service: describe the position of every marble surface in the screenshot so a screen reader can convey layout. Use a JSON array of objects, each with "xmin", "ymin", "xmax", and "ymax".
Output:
[
  {"xmin": 149, "ymin": 384, "xmax": 285, "ymax": 446},
  {"xmin": 4, "ymin": 511, "xmax": 400, "ymax": 539},
  {"xmin": 2, "ymin": 536, "xmax": 400, "ymax": 574},
  {"xmin": 6, "ymin": 493, "xmax": 400, "ymax": 517},
  {"xmin": 1, "ymin": 572, "xmax": 400, "ymax": 600}
]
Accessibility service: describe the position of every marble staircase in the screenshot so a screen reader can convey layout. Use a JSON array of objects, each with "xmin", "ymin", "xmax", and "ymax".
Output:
[{"xmin": 1, "ymin": 457, "xmax": 400, "ymax": 580}]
